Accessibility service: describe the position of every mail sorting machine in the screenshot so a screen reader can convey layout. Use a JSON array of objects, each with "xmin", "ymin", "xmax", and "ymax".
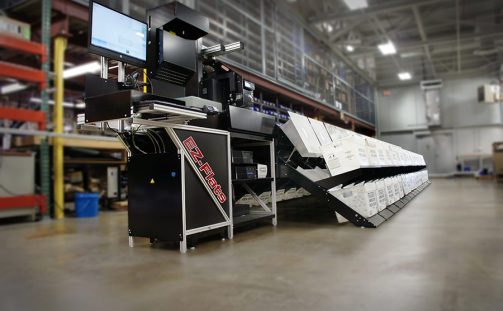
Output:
[
  {"xmin": 277, "ymin": 111, "xmax": 430, "ymax": 228},
  {"xmin": 82, "ymin": 1, "xmax": 234, "ymax": 252},
  {"xmin": 80, "ymin": 1, "xmax": 277, "ymax": 252}
]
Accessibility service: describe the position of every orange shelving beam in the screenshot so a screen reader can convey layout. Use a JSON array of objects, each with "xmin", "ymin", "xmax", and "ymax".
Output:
[
  {"xmin": 0, "ymin": 61, "xmax": 46, "ymax": 89},
  {"xmin": 0, "ymin": 33, "xmax": 46, "ymax": 63},
  {"xmin": 0, "ymin": 107, "xmax": 46, "ymax": 130}
]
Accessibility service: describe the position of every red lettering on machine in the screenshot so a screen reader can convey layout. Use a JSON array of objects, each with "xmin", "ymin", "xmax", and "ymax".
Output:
[{"xmin": 182, "ymin": 136, "xmax": 227, "ymax": 204}]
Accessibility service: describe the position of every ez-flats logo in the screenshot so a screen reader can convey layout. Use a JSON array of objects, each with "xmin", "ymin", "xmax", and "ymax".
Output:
[{"xmin": 182, "ymin": 136, "xmax": 227, "ymax": 204}]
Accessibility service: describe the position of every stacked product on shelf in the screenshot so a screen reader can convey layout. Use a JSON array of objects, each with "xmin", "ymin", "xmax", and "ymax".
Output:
[{"xmin": 278, "ymin": 111, "xmax": 430, "ymax": 228}]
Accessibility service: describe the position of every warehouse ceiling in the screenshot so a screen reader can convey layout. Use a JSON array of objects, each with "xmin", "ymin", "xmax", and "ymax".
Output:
[
  {"xmin": 3, "ymin": 0, "xmax": 502, "ymax": 87},
  {"xmin": 286, "ymin": 0, "xmax": 503, "ymax": 86}
]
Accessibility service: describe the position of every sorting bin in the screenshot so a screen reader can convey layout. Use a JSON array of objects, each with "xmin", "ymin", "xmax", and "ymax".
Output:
[{"xmin": 75, "ymin": 193, "xmax": 100, "ymax": 218}]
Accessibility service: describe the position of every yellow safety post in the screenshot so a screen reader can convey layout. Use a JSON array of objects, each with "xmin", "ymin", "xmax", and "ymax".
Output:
[
  {"xmin": 53, "ymin": 36, "xmax": 67, "ymax": 220},
  {"xmin": 143, "ymin": 69, "xmax": 147, "ymax": 93}
]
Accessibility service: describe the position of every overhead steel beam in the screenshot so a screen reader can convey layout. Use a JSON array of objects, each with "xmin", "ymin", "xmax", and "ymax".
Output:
[
  {"xmin": 351, "ymin": 29, "xmax": 503, "ymax": 58},
  {"xmin": 375, "ymin": 42, "xmax": 482, "ymax": 62},
  {"xmin": 456, "ymin": 0, "xmax": 461, "ymax": 72},
  {"xmin": 376, "ymin": 55, "xmax": 487, "ymax": 69},
  {"xmin": 309, "ymin": 0, "xmax": 450, "ymax": 24},
  {"xmin": 52, "ymin": 0, "xmax": 88, "ymax": 22},
  {"xmin": 369, "ymin": 16, "xmax": 402, "ymax": 72},
  {"xmin": 378, "ymin": 65, "xmax": 499, "ymax": 87},
  {"xmin": 277, "ymin": 0, "xmax": 376, "ymax": 85},
  {"xmin": 328, "ymin": 19, "xmax": 362, "ymax": 43},
  {"xmin": 412, "ymin": 5, "xmax": 436, "ymax": 77}
]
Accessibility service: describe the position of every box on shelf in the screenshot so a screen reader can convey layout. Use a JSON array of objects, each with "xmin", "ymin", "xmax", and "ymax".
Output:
[
  {"xmin": 257, "ymin": 164, "xmax": 268, "ymax": 178},
  {"xmin": 400, "ymin": 174, "xmax": 411, "ymax": 195},
  {"xmin": 299, "ymin": 188, "xmax": 310, "ymax": 196},
  {"xmin": 294, "ymin": 188, "xmax": 306, "ymax": 198},
  {"xmin": 384, "ymin": 177, "xmax": 396, "ymax": 205},
  {"xmin": 322, "ymin": 134, "xmax": 370, "ymax": 176},
  {"xmin": 281, "ymin": 112, "xmax": 322, "ymax": 157},
  {"xmin": 236, "ymin": 194, "xmax": 254, "ymax": 206},
  {"xmin": 276, "ymin": 189, "xmax": 285, "ymax": 202},
  {"xmin": 324, "ymin": 123, "xmax": 351, "ymax": 141},
  {"xmin": 284, "ymin": 188, "xmax": 298, "ymax": 200},
  {"xmin": 254, "ymin": 191, "xmax": 271, "ymax": 205},
  {"xmin": 309, "ymin": 118, "xmax": 332, "ymax": 146},
  {"xmin": 364, "ymin": 137, "xmax": 380, "ymax": 167},
  {"xmin": 375, "ymin": 179, "xmax": 387, "ymax": 211},
  {"xmin": 232, "ymin": 150, "xmax": 254, "ymax": 164},
  {"xmin": 235, "ymin": 166, "xmax": 257, "ymax": 179},
  {"xmin": 0, "ymin": 16, "xmax": 31, "ymax": 40},
  {"xmin": 420, "ymin": 170, "xmax": 429, "ymax": 183},
  {"xmin": 375, "ymin": 140, "xmax": 389, "ymax": 167},
  {"xmin": 296, "ymin": 166, "xmax": 330, "ymax": 181},
  {"xmin": 0, "ymin": 152, "xmax": 35, "ymax": 197},
  {"xmin": 329, "ymin": 182, "xmax": 378, "ymax": 218},
  {"xmin": 395, "ymin": 176, "xmax": 405, "ymax": 199}
]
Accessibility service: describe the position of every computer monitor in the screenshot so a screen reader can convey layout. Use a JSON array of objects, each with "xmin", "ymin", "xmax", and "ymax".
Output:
[{"xmin": 88, "ymin": 2, "xmax": 147, "ymax": 67}]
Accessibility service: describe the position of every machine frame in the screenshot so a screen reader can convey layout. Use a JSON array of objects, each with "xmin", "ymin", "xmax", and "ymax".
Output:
[{"xmin": 125, "ymin": 120, "xmax": 232, "ymax": 253}]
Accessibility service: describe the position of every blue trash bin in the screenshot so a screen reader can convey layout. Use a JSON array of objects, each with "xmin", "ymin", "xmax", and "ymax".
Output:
[{"xmin": 75, "ymin": 193, "xmax": 100, "ymax": 218}]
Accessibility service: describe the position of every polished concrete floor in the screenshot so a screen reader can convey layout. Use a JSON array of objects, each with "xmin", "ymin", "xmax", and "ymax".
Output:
[{"xmin": 1, "ymin": 178, "xmax": 503, "ymax": 311}]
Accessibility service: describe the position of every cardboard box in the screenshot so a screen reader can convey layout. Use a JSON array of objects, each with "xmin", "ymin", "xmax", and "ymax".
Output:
[
  {"xmin": 324, "ymin": 123, "xmax": 351, "ymax": 141},
  {"xmin": 283, "ymin": 188, "xmax": 298, "ymax": 200},
  {"xmin": 328, "ymin": 185, "xmax": 349, "ymax": 223},
  {"xmin": 365, "ymin": 137, "xmax": 380, "ymax": 167},
  {"xmin": 276, "ymin": 189, "xmax": 285, "ymax": 202},
  {"xmin": 376, "ymin": 141, "xmax": 389, "ymax": 167},
  {"xmin": 384, "ymin": 178, "xmax": 396, "ymax": 205},
  {"xmin": 336, "ymin": 212, "xmax": 349, "ymax": 223},
  {"xmin": 232, "ymin": 150, "xmax": 253, "ymax": 164},
  {"xmin": 257, "ymin": 164, "xmax": 268, "ymax": 178},
  {"xmin": 0, "ymin": 16, "xmax": 31, "ymax": 40},
  {"xmin": 376, "ymin": 179, "xmax": 387, "ymax": 211},
  {"xmin": 363, "ymin": 181, "xmax": 379, "ymax": 216},
  {"xmin": 256, "ymin": 191, "xmax": 272, "ymax": 205},
  {"xmin": 421, "ymin": 170, "xmax": 429, "ymax": 183},
  {"xmin": 309, "ymin": 118, "xmax": 332, "ymax": 146},
  {"xmin": 321, "ymin": 135, "xmax": 370, "ymax": 176},
  {"xmin": 296, "ymin": 166, "xmax": 330, "ymax": 181},
  {"xmin": 294, "ymin": 188, "xmax": 305, "ymax": 198},
  {"xmin": 392, "ymin": 177, "xmax": 403, "ymax": 200},
  {"xmin": 281, "ymin": 112, "xmax": 322, "ymax": 157},
  {"xmin": 236, "ymin": 194, "xmax": 254, "ymax": 206},
  {"xmin": 396, "ymin": 176, "xmax": 405, "ymax": 198},
  {"xmin": 299, "ymin": 188, "xmax": 311, "ymax": 196},
  {"xmin": 329, "ymin": 182, "xmax": 378, "ymax": 218}
]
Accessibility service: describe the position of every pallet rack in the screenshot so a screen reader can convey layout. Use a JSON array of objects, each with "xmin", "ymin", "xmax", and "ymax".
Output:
[{"xmin": 0, "ymin": 33, "xmax": 48, "ymax": 219}]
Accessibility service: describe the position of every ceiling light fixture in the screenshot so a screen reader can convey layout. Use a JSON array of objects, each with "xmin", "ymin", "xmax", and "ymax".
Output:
[
  {"xmin": 0, "ymin": 83, "xmax": 28, "ymax": 95},
  {"xmin": 322, "ymin": 22, "xmax": 333, "ymax": 33},
  {"xmin": 343, "ymin": 0, "xmax": 368, "ymax": 10},
  {"xmin": 398, "ymin": 72, "xmax": 412, "ymax": 80},
  {"xmin": 346, "ymin": 45, "xmax": 355, "ymax": 52},
  {"xmin": 63, "ymin": 61, "xmax": 101, "ymax": 79},
  {"xmin": 378, "ymin": 41, "xmax": 396, "ymax": 55}
]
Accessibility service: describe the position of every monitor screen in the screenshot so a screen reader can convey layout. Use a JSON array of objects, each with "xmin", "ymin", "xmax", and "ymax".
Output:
[{"xmin": 89, "ymin": 2, "xmax": 147, "ymax": 65}]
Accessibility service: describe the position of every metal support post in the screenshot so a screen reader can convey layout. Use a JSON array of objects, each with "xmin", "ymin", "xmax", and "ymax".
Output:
[
  {"xmin": 40, "ymin": 0, "xmax": 51, "ymax": 217},
  {"xmin": 53, "ymin": 36, "xmax": 67, "ymax": 220},
  {"xmin": 270, "ymin": 139, "xmax": 277, "ymax": 226},
  {"xmin": 100, "ymin": 56, "xmax": 108, "ymax": 79},
  {"xmin": 117, "ymin": 61, "xmax": 126, "ymax": 83},
  {"xmin": 227, "ymin": 133, "xmax": 233, "ymax": 240}
]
